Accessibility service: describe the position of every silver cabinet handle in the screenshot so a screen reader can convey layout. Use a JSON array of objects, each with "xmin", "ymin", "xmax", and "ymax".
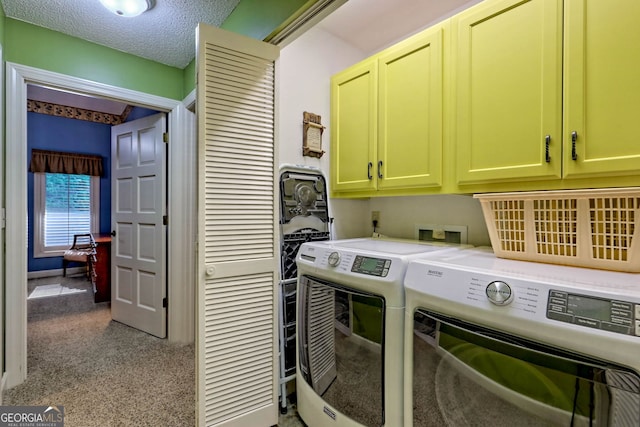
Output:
[
  {"xmin": 367, "ymin": 162, "xmax": 373, "ymax": 180},
  {"xmin": 571, "ymin": 131, "xmax": 578, "ymax": 160},
  {"xmin": 378, "ymin": 160, "xmax": 383, "ymax": 179}
]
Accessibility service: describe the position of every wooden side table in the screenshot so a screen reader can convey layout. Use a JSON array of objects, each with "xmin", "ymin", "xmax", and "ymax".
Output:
[{"xmin": 92, "ymin": 233, "xmax": 112, "ymax": 303}]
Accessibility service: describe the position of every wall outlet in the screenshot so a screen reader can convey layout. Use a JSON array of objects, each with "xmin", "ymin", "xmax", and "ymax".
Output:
[{"xmin": 371, "ymin": 211, "xmax": 380, "ymax": 223}]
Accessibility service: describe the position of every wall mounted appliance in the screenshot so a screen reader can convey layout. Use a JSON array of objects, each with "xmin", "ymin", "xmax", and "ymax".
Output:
[
  {"xmin": 278, "ymin": 165, "xmax": 331, "ymax": 412},
  {"xmin": 296, "ymin": 237, "xmax": 470, "ymax": 427},
  {"xmin": 403, "ymin": 248, "xmax": 640, "ymax": 426}
]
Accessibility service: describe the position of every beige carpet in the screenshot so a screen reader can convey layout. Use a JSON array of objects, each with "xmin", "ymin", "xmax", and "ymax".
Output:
[{"xmin": 4, "ymin": 276, "xmax": 195, "ymax": 427}]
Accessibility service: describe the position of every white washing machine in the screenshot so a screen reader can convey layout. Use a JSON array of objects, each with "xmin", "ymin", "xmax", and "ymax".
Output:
[
  {"xmin": 403, "ymin": 248, "xmax": 640, "ymax": 427},
  {"xmin": 295, "ymin": 237, "xmax": 470, "ymax": 427}
]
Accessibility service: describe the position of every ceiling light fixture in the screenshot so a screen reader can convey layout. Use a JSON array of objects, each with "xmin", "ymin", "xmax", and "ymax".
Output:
[{"xmin": 99, "ymin": 0, "xmax": 153, "ymax": 17}]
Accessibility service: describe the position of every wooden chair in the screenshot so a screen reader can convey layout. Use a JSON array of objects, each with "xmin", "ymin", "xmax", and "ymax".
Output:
[{"xmin": 62, "ymin": 233, "xmax": 96, "ymax": 278}]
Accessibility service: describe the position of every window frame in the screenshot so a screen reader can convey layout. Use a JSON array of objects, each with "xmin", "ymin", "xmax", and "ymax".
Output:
[{"xmin": 33, "ymin": 172, "xmax": 100, "ymax": 258}]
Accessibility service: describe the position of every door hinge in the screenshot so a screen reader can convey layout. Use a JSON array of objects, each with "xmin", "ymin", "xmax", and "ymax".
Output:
[
  {"xmin": 163, "ymin": 215, "xmax": 168, "ymax": 225},
  {"xmin": 163, "ymin": 132, "xmax": 169, "ymax": 144},
  {"xmin": 163, "ymin": 297, "xmax": 168, "ymax": 308}
]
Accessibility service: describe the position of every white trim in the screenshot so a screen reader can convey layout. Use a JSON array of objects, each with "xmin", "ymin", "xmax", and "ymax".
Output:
[
  {"xmin": 0, "ymin": 373, "xmax": 6, "ymax": 405},
  {"xmin": 183, "ymin": 89, "xmax": 196, "ymax": 111},
  {"xmin": 0, "ymin": 43, "xmax": 5, "ymax": 397},
  {"xmin": 5, "ymin": 62, "xmax": 195, "ymax": 389},
  {"xmin": 270, "ymin": 0, "xmax": 348, "ymax": 47},
  {"xmin": 6, "ymin": 61, "xmax": 29, "ymax": 389},
  {"xmin": 167, "ymin": 104, "xmax": 196, "ymax": 343}
]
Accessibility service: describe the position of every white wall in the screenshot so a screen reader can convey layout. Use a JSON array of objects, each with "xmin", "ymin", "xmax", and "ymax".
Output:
[
  {"xmin": 278, "ymin": 26, "xmax": 370, "ymax": 239},
  {"xmin": 278, "ymin": 27, "xmax": 364, "ymax": 169},
  {"xmin": 278, "ymin": 26, "xmax": 491, "ymax": 246},
  {"xmin": 369, "ymin": 195, "xmax": 490, "ymax": 246}
]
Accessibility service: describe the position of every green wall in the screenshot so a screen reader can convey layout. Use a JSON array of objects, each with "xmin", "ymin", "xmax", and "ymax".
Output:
[
  {"xmin": 0, "ymin": 5, "xmax": 5, "ymax": 46},
  {"xmin": 4, "ymin": 19, "xmax": 184, "ymax": 100},
  {"xmin": 183, "ymin": 60, "xmax": 196, "ymax": 97},
  {"xmin": 173, "ymin": 0, "xmax": 314, "ymax": 95},
  {"xmin": 180, "ymin": 0, "xmax": 313, "ymax": 94},
  {"xmin": 2, "ymin": 1, "xmax": 317, "ymax": 99},
  {"xmin": 222, "ymin": 0, "xmax": 309, "ymax": 40}
]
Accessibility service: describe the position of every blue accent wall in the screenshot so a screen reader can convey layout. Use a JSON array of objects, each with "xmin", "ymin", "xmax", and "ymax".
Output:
[
  {"xmin": 27, "ymin": 107, "xmax": 159, "ymax": 272},
  {"xmin": 125, "ymin": 106, "xmax": 158, "ymax": 122}
]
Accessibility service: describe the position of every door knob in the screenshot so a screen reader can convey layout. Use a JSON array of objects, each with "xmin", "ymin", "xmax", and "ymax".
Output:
[{"xmin": 205, "ymin": 266, "xmax": 216, "ymax": 277}]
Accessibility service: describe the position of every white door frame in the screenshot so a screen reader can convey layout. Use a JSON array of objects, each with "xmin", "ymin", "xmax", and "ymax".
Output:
[{"xmin": 5, "ymin": 62, "xmax": 196, "ymax": 389}]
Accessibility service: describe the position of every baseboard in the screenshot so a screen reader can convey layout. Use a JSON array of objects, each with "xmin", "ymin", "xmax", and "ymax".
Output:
[{"xmin": 27, "ymin": 267, "xmax": 85, "ymax": 279}]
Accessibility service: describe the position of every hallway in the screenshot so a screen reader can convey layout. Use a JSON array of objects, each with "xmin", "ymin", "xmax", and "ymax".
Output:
[{"xmin": 4, "ymin": 275, "xmax": 195, "ymax": 426}]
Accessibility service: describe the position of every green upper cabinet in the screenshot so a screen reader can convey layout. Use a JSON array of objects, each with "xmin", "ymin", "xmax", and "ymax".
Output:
[
  {"xmin": 331, "ymin": 25, "xmax": 444, "ymax": 196},
  {"xmin": 331, "ymin": 0, "xmax": 640, "ymax": 197},
  {"xmin": 455, "ymin": 0, "xmax": 640, "ymax": 189},
  {"xmin": 454, "ymin": 0, "xmax": 563, "ymax": 185},
  {"xmin": 330, "ymin": 59, "xmax": 378, "ymax": 192},
  {"xmin": 377, "ymin": 26, "xmax": 443, "ymax": 191},
  {"xmin": 563, "ymin": 0, "xmax": 640, "ymax": 179}
]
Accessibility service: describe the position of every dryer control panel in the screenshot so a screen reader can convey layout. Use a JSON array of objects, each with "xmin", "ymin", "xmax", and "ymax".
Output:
[
  {"xmin": 547, "ymin": 290, "xmax": 639, "ymax": 337},
  {"xmin": 351, "ymin": 255, "xmax": 391, "ymax": 277}
]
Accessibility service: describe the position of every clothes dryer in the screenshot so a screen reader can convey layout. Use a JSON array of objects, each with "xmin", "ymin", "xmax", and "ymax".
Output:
[{"xmin": 296, "ymin": 237, "xmax": 470, "ymax": 427}]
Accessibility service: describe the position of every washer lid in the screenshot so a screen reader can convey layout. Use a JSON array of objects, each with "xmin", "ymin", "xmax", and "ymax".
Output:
[
  {"xmin": 328, "ymin": 237, "xmax": 469, "ymax": 256},
  {"xmin": 405, "ymin": 247, "xmax": 640, "ymax": 295}
]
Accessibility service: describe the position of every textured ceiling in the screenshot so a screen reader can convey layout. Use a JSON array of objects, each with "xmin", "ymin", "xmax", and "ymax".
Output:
[
  {"xmin": 2, "ymin": 0, "xmax": 484, "ymax": 69},
  {"xmin": 1, "ymin": 0, "xmax": 241, "ymax": 68}
]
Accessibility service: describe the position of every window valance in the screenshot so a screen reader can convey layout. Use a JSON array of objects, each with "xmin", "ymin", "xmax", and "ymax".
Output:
[{"xmin": 29, "ymin": 149, "xmax": 103, "ymax": 177}]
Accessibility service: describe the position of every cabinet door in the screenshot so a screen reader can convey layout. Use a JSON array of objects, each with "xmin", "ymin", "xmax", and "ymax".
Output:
[
  {"xmin": 377, "ymin": 27, "xmax": 443, "ymax": 190},
  {"xmin": 330, "ymin": 60, "xmax": 377, "ymax": 192},
  {"xmin": 564, "ymin": 0, "xmax": 640, "ymax": 179},
  {"xmin": 455, "ymin": 0, "xmax": 563, "ymax": 184}
]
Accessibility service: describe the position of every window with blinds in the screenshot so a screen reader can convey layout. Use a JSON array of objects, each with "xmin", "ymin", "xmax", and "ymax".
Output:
[{"xmin": 33, "ymin": 172, "xmax": 100, "ymax": 257}]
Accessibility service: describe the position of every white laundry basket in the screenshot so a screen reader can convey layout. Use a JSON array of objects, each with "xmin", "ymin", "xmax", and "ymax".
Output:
[{"xmin": 474, "ymin": 187, "xmax": 640, "ymax": 272}]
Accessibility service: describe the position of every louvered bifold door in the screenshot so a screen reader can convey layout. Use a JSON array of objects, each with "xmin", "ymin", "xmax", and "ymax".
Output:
[{"xmin": 196, "ymin": 23, "xmax": 280, "ymax": 427}]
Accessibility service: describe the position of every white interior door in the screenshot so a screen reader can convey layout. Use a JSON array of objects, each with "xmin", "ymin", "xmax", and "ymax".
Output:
[
  {"xmin": 196, "ymin": 23, "xmax": 280, "ymax": 427},
  {"xmin": 111, "ymin": 113, "xmax": 167, "ymax": 338}
]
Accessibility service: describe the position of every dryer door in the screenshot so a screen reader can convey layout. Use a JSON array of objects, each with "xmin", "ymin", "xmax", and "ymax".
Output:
[
  {"xmin": 411, "ymin": 309, "xmax": 640, "ymax": 426},
  {"xmin": 298, "ymin": 275, "xmax": 386, "ymax": 427}
]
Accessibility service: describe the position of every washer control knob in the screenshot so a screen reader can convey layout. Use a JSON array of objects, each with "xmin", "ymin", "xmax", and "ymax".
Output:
[
  {"xmin": 327, "ymin": 251, "xmax": 341, "ymax": 267},
  {"xmin": 486, "ymin": 281, "xmax": 513, "ymax": 305}
]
